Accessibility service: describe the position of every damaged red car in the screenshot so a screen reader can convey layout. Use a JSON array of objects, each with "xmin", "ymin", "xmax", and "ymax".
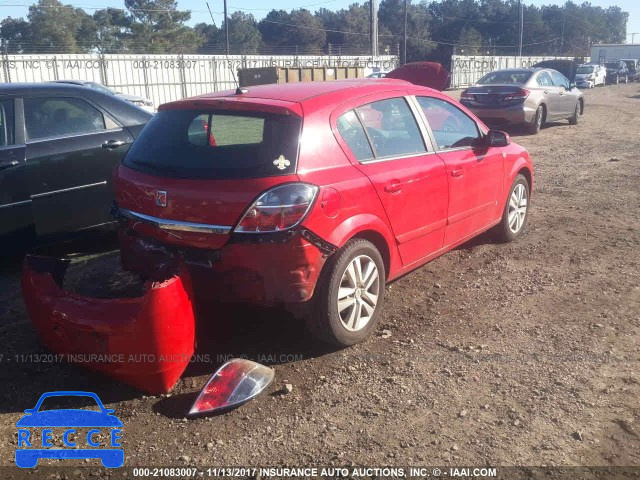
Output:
[{"xmin": 113, "ymin": 79, "xmax": 534, "ymax": 347}]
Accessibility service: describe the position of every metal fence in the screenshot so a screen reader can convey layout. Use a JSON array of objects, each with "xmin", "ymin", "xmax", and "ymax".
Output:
[
  {"xmin": 449, "ymin": 55, "xmax": 590, "ymax": 89},
  {"xmin": 0, "ymin": 53, "xmax": 399, "ymax": 106}
]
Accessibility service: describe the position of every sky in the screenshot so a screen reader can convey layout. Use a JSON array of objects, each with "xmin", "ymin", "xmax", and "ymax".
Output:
[{"xmin": 1, "ymin": 0, "xmax": 638, "ymax": 44}]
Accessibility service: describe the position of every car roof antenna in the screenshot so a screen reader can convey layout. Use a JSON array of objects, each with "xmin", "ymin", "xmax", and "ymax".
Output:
[{"xmin": 206, "ymin": 2, "xmax": 242, "ymax": 94}]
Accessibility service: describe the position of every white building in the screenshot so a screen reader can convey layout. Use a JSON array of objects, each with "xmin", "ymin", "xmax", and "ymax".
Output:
[{"xmin": 591, "ymin": 44, "xmax": 640, "ymax": 62}]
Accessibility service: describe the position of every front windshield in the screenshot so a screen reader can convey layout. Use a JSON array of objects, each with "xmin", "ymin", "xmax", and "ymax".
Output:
[
  {"xmin": 576, "ymin": 66, "xmax": 594, "ymax": 74},
  {"xmin": 605, "ymin": 62, "xmax": 618, "ymax": 69},
  {"xmin": 477, "ymin": 71, "xmax": 532, "ymax": 85}
]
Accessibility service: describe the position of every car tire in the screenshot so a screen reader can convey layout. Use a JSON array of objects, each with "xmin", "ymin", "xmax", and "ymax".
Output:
[
  {"xmin": 492, "ymin": 174, "xmax": 530, "ymax": 243},
  {"xmin": 569, "ymin": 101, "xmax": 580, "ymax": 125},
  {"xmin": 306, "ymin": 238, "xmax": 385, "ymax": 347},
  {"xmin": 527, "ymin": 105, "xmax": 544, "ymax": 135}
]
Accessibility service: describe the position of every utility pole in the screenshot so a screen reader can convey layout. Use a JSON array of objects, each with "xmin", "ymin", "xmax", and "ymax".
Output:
[
  {"xmin": 370, "ymin": 0, "xmax": 378, "ymax": 57},
  {"xmin": 560, "ymin": 8, "xmax": 565, "ymax": 53},
  {"xmin": 631, "ymin": 33, "xmax": 639, "ymax": 43},
  {"xmin": 224, "ymin": 0, "xmax": 229, "ymax": 55},
  {"xmin": 518, "ymin": 0, "xmax": 523, "ymax": 57},
  {"xmin": 403, "ymin": 0, "xmax": 408, "ymax": 64}
]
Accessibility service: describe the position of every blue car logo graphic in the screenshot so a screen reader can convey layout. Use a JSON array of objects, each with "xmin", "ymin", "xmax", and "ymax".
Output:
[{"xmin": 15, "ymin": 391, "xmax": 123, "ymax": 468}]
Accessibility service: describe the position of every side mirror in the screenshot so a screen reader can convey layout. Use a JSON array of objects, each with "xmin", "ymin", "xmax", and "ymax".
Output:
[
  {"xmin": 487, "ymin": 130, "xmax": 510, "ymax": 148},
  {"xmin": 568, "ymin": 81, "xmax": 576, "ymax": 90}
]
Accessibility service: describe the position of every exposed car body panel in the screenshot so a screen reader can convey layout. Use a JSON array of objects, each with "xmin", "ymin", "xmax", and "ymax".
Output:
[{"xmin": 22, "ymin": 254, "xmax": 195, "ymax": 394}]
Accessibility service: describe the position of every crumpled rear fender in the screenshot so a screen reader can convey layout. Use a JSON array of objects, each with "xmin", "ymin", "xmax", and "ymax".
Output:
[{"xmin": 21, "ymin": 255, "xmax": 196, "ymax": 394}]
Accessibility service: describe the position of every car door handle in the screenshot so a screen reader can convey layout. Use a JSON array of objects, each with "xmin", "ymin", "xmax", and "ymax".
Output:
[
  {"xmin": 451, "ymin": 168, "xmax": 464, "ymax": 177},
  {"xmin": 0, "ymin": 160, "xmax": 19, "ymax": 170},
  {"xmin": 102, "ymin": 140, "xmax": 126, "ymax": 149},
  {"xmin": 384, "ymin": 182, "xmax": 402, "ymax": 193}
]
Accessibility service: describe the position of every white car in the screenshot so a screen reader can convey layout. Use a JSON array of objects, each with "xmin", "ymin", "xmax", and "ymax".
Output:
[
  {"xmin": 574, "ymin": 64, "xmax": 606, "ymax": 88},
  {"xmin": 51, "ymin": 80, "xmax": 155, "ymax": 112}
]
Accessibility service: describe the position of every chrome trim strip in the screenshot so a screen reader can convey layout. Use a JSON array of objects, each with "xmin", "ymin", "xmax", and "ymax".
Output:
[
  {"xmin": 0, "ymin": 199, "xmax": 32, "ymax": 209},
  {"xmin": 120, "ymin": 208, "xmax": 232, "ymax": 235},
  {"xmin": 30, "ymin": 181, "xmax": 107, "ymax": 199}
]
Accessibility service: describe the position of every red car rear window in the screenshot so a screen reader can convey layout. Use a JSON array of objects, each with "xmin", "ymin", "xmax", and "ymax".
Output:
[{"xmin": 124, "ymin": 109, "xmax": 301, "ymax": 179}]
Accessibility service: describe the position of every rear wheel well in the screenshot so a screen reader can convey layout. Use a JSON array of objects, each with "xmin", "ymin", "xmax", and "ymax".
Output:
[{"xmin": 351, "ymin": 230, "xmax": 391, "ymax": 280}]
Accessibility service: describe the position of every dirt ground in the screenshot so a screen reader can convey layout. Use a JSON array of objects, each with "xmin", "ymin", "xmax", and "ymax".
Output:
[{"xmin": 0, "ymin": 82, "xmax": 638, "ymax": 476}]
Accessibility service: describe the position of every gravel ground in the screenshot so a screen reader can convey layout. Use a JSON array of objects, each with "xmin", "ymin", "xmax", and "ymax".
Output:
[{"xmin": 0, "ymin": 82, "xmax": 638, "ymax": 474}]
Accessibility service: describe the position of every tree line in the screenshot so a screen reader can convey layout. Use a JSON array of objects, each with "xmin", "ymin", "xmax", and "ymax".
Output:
[{"xmin": 0, "ymin": 0, "xmax": 629, "ymax": 65}]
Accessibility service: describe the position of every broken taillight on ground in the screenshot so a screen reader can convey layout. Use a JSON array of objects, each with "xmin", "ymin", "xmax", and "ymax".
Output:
[
  {"xmin": 21, "ymin": 254, "xmax": 196, "ymax": 394},
  {"xmin": 189, "ymin": 359, "xmax": 275, "ymax": 415}
]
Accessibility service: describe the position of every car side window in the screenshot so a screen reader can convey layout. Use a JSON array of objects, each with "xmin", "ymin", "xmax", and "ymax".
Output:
[
  {"xmin": 417, "ymin": 96, "xmax": 481, "ymax": 150},
  {"xmin": 0, "ymin": 99, "xmax": 14, "ymax": 147},
  {"xmin": 550, "ymin": 71, "xmax": 569, "ymax": 89},
  {"xmin": 24, "ymin": 97, "xmax": 107, "ymax": 141},
  {"xmin": 537, "ymin": 72, "xmax": 553, "ymax": 87},
  {"xmin": 337, "ymin": 110, "xmax": 375, "ymax": 161},
  {"xmin": 354, "ymin": 97, "xmax": 426, "ymax": 158}
]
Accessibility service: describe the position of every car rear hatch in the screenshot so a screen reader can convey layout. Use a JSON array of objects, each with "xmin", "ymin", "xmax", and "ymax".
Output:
[
  {"xmin": 114, "ymin": 97, "xmax": 303, "ymax": 250},
  {"xmin": 461, "ymin": 85, "xmax": 529, "ymax": 108}
]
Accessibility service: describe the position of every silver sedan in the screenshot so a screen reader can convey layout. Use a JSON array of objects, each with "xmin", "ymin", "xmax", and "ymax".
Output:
[{"xmin": 460, "ymin": 68, "xmax": 584, "ymax": 134}]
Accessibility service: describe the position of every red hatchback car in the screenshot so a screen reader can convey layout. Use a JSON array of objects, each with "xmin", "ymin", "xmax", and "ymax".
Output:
[{"xmin": 113, "ymin": 79, "xmax": 533, "ymax": 346}]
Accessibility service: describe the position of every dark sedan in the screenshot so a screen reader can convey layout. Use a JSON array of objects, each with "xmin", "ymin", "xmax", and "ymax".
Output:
[{"xmin": 0, "ymin": 83, "xmax": 152, "ymax": 238}]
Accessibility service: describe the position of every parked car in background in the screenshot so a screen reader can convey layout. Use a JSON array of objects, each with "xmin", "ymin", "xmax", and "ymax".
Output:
[
  {"xmin": 0, "ymin": 83, "xmax": 152, "ymax": 238},
  {"xmin": 532, "ymin": 59, "xmax": 580, "ymax": 82},
  {"xmin": 51, "ymin": 80, "xmax": 155, "ymax": 112},
  {"xmin": 366, "ymin": 71, "xmax": 387, "ymax": 79},
  {"xmin": 386, "ymin": 62, "xmax": 450, "ymax": 91},
  {"xmin": 604, "ymin": 61, "xmax": 629, "ymax": 84},
  {"xmin": 620, "ymin": 59, "xmax": 638, "ymax": 81},
  {"xmin": 113, "ymin": 79, "xmax": 533, "ymax": 346},
  {"xmin": 460, "ymin": 68, "xmax": 584, "ymax": 134},
  {"xmin": 575, "ymin": 64, "xmax": 607, "ymax": 88}
]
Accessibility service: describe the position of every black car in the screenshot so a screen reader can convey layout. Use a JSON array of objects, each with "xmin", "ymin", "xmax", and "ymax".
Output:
[
  {"xmin": 0, "ymin": 83, "xmax": 152, "ymax": 238},
  {"xmin": 604, "ymin": 61, "xmax": 630, "ymax": 84}
]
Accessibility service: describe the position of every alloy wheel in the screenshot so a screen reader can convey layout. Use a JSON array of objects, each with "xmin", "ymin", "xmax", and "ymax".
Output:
[
  {"xmin": 508, "ymin": 184, "xmax": 528, "ymax": 234},
  {"xmin": 337, "ymin": 255, "xmax": 380, "ymax": 332}
]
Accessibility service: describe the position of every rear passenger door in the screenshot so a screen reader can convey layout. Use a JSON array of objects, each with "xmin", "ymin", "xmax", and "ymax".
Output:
[
  {"xmin": 335, "ymin": 95, "xmax": 448, "ymax": 266},
  {"xmin": 0, "ymin": 97, "xmax": 30, "ymax": 236},
  {"xmin": 24, "ymin": 95, "xmax": 133, "ymax": 235}
]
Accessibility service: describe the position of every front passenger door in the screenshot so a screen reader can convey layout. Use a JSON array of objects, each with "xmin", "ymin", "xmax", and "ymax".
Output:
[
  {"xmin": 416, "ymin": 96, "xmax": 503, "ymax": 246},
  {"xmin": 24, "ymin": 96, "xmax": 133, "ymax": 235}
]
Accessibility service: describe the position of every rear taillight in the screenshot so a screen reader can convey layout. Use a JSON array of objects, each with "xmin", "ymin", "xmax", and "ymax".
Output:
[
  {"xmin": 503, "ymin": 89, "xmax": 530, "ymax": 101},
  {"xmin": 234, "ymin": 183, "xmax": 318, "ymax": 233},
  {"xmin": 460, "ymin": 90, "xmax": 473, "ymax": 101},
  {"xmin": 189, "ymin": 359, "xmax": 275, "ymax": 415}
]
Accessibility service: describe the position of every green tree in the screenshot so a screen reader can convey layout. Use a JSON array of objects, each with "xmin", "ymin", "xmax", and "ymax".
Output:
[
  {"xmin": 194, "ymin": 22, "xmax": 219, "ymax": 52},
  {"xmin": 258, "ymin": 9, "xmax": 291, "ymax": 48},
  {"xmin": 124, "ymin": 0, "xmax": 203, "ymax": 53},
  {"xmin": 0, "ymin": 17, "xmax": 31, "ymax": 53},
  {"xmin": 221, "ymin": 12, "xmax": 261, "ymax": 54},
  {"xmin": 93, "ymin": 8, "xmax": 131, "ymax": 53},
  {"xmin": 27, "ymin": 0, "xmax": 97, "ymax": 53},
  {"xmin": 280, "ymin": 9, "xmax": 326, "ymax": 53}
]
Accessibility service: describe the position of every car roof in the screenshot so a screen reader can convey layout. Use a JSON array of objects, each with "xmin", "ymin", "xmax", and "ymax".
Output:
[
  {"xmin": 163, "ymin": 78, "xmax": 416, "ymax": 113},
  {"xmin": 0, "ymin": 82, "xmax": 96, "ymax": 94}
]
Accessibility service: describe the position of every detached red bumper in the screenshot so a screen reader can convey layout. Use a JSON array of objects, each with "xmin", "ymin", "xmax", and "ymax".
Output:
[{"xmin": 22, "ymin": 255, "xmax": 196, "ymax": 394}]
